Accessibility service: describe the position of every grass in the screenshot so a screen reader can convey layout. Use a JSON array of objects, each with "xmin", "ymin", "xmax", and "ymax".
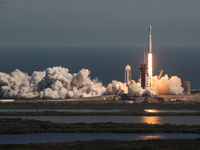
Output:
[
  {"xmin": 1, "ymin": 118, "xmax": 200, "ymax": 134},
  {"xmin": 1, "ymin": 110, "xmax": 200, "ymax": 116},
  {"xmin": 0, "ymin": 99, "xmax": 200, "ymax": 109},
  {"xmin": 1, "ymin": 139, "xmax": 200, "ymax": 150}
]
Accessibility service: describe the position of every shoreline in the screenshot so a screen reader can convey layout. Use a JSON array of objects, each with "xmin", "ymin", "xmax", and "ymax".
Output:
[
  {"xmin": 1, "ymin": 111, "xmax": 200, "ymax": 116},
  {"xmin": 0, "ymin": 99, "xmax": 200, "ymax": 109}
]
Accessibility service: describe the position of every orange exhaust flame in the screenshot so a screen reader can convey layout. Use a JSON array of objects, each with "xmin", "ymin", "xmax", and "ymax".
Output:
[{"xmin": 148, "ymin": 53, "xmax": 153, "ymax": 87}]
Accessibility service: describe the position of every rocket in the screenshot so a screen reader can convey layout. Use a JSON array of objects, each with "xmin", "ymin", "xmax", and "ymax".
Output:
[
  {"xmin": 147, "ymin": 25, "xmax": 153, "ymax": 87},
  {"xmin": 140, "ymin": 26, "xmax": 153, "ymax": 88},
  {"xmin": 148, "ymin": 25, "xmax": 152, "ymax": 53}
]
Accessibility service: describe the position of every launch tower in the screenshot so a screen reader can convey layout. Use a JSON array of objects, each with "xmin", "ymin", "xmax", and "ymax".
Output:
[{"xmin": 140, "ymin": 61, "xmax": 149, "ymax": 89}]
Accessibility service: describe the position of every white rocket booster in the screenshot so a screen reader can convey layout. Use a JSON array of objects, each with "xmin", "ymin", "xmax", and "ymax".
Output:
[
  {"xmin": 148, "ymin": 26, "xmax": 152, "ymax": 53},
  {"xmin": 148, "ymin": 25, "xmax": 153, "ymax": 87}
]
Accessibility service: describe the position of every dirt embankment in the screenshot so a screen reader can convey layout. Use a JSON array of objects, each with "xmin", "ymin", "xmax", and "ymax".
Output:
[{"xmin": 160, "ymin": 95, "xmax": 200, "ymax": 101}]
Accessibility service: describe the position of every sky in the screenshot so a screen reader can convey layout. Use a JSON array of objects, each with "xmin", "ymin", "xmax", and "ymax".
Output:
[{"xmin": 0, "ymin": 0, "xmax": 200, "ymax": 48}]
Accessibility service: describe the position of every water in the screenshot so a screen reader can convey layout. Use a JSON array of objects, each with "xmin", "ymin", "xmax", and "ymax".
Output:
[
  {"xmin": 2, "ymin": 116, "xmax": 200, "ymax": 125},
  {"xmin": 0, "ymin": 109, "xmax": 124, "ymax": 113},
  {"xmin": 0, "ymin": 133, "xmax": 199, "ymax": 144},
  {"xmin": 0, "ymin": 47, "xmax": 199, "ymax": 88},
  {"xmin": 144, "ymin": 109, "xmax": 200, "ymax": 113},
  {"xmin": 0, "ymin": 108, "xmax": 198, "ymax": 113}
]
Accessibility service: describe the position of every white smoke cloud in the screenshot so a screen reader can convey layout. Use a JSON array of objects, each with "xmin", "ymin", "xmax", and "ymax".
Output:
[
  {"xmin": 0, "ymin": 66, "xmax": 106, "ymax": 99},
  {"xmin": 106, "ymin": 80, "xmax": 128, "ymax": 95},
  {"xmin": 0, "ymin": 67, "xmax": 184, "ymax": 99},
  {"xmin": 128, "ymin": 84, "xmax": 144, "ymax": 97},
  {"xmin": 151, "ymin": 74, "xmax": 184, "ymax": 95},
  {"xmin": 105, "ymin": 73, "xmax": 183, "ymax": 97}
]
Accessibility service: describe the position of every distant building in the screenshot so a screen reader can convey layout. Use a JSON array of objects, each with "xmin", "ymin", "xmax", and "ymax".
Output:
[
  {"xmin": 0, "ymin": 99, "xmax": 14, "ymax": 103},
  {"xmin": 182, "ymin": 81, "xmax": 190, "ymax": 95},
  {"xmin": 124, "ymin": 65, "xmax": 132, "ymax": 83}
]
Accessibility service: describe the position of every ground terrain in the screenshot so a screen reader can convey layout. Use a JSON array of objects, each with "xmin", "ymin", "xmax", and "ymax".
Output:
[
  {"xmin": 1, "ymin": 94, "xmax": 200, "ymax": 149},
  {"xmin": 1, "ymin": 139, "xmax": 200, "ymax": 150}
]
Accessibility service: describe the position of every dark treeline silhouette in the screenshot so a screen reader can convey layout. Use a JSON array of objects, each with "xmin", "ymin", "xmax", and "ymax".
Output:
[
  {"xmin": 1, "ymin": 139, "xmax": 200, "ymax": 150},
  {"xmin": 1, "ymin": 118, "xmax": 200, "ymax": 134}
]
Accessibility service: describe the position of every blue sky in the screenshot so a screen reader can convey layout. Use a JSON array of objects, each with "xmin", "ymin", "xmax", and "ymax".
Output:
[{"xmin": 0, "ymin": 0, "xmax": 200, "ymax": 47}]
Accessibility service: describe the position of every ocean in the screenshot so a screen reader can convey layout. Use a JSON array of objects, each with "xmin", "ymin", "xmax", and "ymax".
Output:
[{"xmin": 0, "ymin": 47, "xmax": 199, "ymax": 89}]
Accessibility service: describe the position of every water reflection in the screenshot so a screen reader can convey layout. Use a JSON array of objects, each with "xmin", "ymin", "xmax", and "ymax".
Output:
[
  {"xmin": 144, "ymin": 109, "xmax": 159, "ymax": 113},
  {"xmin": 136, "ymin": 135, "xmax": 164, "ymax": 140},
  {"xmin": 0, "ymin": 133, "xmax": 199, "ymax": 144},
  {"xmin": 2, "ymin": 116, "xmax": 200, "ymax": 125},
  {"xmin": 141, "ymin": 116, "xmax": 161, "ymax": 124},
  {"xmin": 144, "ymin": 109, "xmax": 199, "ymax": 113}
]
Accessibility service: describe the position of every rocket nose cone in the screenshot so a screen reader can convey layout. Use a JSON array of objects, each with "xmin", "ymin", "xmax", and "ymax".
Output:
[{"xmin": 149, "ymin": 26, "xmax": 152, "ymax": 31}]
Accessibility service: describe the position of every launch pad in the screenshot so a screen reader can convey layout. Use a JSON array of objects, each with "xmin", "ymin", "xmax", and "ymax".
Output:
[
  {"xmin": 125, "ymin": 26, "xmax": 153, "ymax": 89},
  {"xmin": 123, "ymin": 26, "xmax": 190, "ymax": 97}
]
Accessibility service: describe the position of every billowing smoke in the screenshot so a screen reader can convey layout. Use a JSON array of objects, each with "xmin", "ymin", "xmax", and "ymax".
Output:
[
  {"xmin": 151, "ymin": 74, "xmax": 184, "ymax": 95},
  {"xmin": 106, "ymin": 73, "xmax": 184, "ymax": 97},
  {"xmin": 0, "ymin": 67, "xmax": 184, "ymax": 99},
  {"xmin": 0, "ymin": 67, "xmax": 106, "ymax": 99}
]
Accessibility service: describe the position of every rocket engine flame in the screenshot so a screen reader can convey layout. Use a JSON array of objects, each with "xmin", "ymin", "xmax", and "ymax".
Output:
[
  {"xmin": 148, "ymin": 53, "xmax": 153, "ymax": 86},
  {"xmin": 148, "ymin": 25, "xmax": 153, "ymax": 87}
]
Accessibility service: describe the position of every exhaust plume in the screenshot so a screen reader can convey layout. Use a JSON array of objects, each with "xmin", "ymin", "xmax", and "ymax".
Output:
[
  {"xmin": 151, "ymin": 74, "xmax": 184, "ymax": 95},
  {"xmin": 106, "ymin": 73, "xmax": 184, "ymax": 96},
  {"xmin": 0, "ymin": 67, "xmax": 184, "ymax": 99},
  {"xmin": 0, "ymin": 67, "xmax": 106, "ymax": 99}
]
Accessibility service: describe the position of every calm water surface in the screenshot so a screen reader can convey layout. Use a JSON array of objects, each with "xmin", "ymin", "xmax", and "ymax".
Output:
[
  {"xmin": 0, "ymin": 109, "xmax": 198, "ymax": 113},
  {"xmin": 144, "ymin": 109, "xmax": 200, "ymax": 113},
  {"xmin": 0, "ymin": 133, "xmax": 199, "ymax": 144},
  {"xmin": 2, "ymin": 116, "xmax": 200, "ymax": 125},
  {"xmin": 0, "ymin": 109, "xmax": 124, "ymax": 113}
]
